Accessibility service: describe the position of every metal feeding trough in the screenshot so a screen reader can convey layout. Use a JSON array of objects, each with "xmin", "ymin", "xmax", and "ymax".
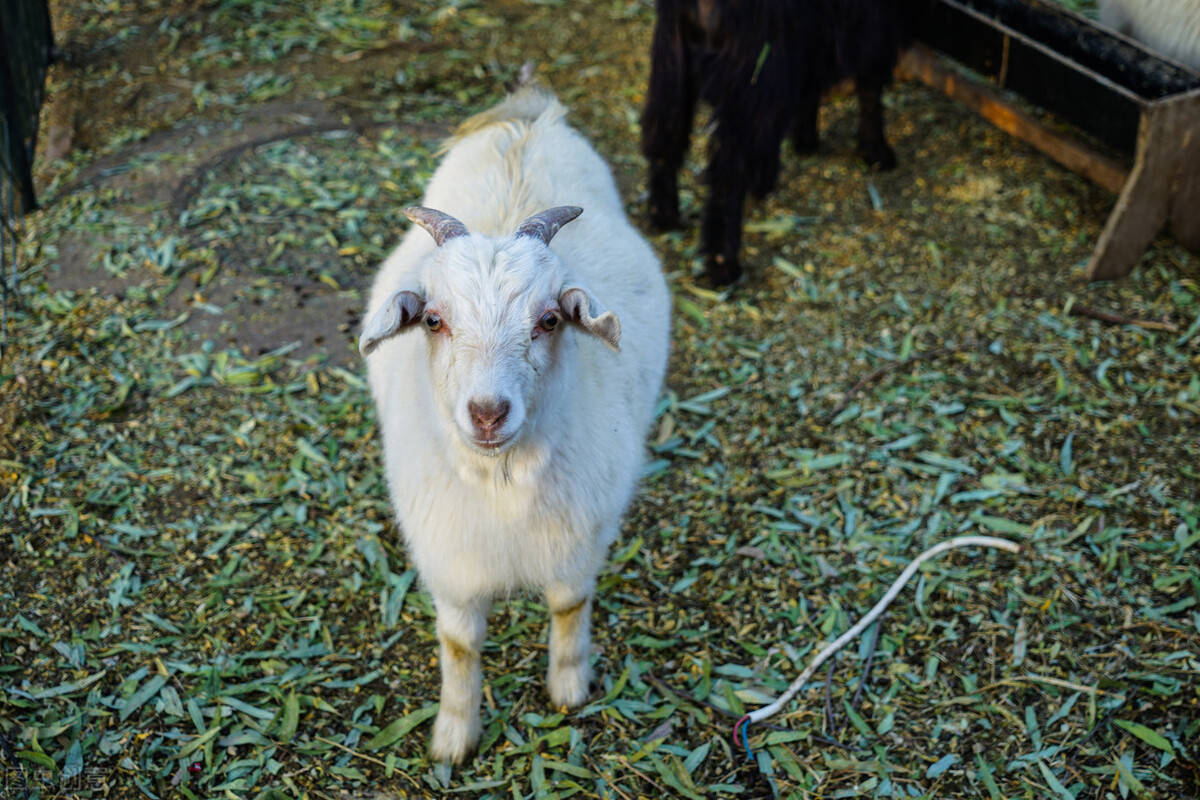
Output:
[{"xmin": 900, "ymin": 0, "xmax": 1200, "ymax": 280}]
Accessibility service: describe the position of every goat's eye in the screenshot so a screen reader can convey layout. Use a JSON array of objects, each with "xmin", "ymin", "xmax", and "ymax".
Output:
[
  {"xmin": 424, "ymin": 313, "xmax": 443, "ymax": 332},
  {"xmin": 537, "ymin": 311, "xmax": 560, "ymax": 332}
]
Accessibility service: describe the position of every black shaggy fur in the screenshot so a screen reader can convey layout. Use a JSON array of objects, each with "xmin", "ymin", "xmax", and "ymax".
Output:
[{"xmin": 642, "ymin": 0, "xmax": 903, "ymax": 284}]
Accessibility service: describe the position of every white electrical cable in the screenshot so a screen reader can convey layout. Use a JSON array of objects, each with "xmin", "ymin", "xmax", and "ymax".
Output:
[{"xmin": 745, "ymin": 535, "xmax": 1021, "ymax": 727}]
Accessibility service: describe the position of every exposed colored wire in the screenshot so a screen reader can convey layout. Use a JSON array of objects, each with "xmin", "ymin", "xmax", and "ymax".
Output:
[
  {"xmin": 738, "ymin": 536, "xmax": 1021, "ymax": 739},
  {"xmin": 733, "ymin": 714, "xmax": 752, "ymax": 761}
]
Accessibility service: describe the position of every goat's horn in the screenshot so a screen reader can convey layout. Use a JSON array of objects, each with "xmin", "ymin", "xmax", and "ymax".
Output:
[
  {"xmin": 403, "ymin": 206, "xmax": 469, "ymax": 246},
  {"xmin": 515, "ymin": 206, "xmax": 583, "ymax": 245}
]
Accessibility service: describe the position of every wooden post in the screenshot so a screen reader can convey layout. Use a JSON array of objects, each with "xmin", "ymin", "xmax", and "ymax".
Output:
[
  {"xmin": 1087, "ymin": 89, "xmax": 1200, "ymax": 280},
  {"xmin": 1167, "ymin": 91, "xmax": 1200, "ymax": 253}
]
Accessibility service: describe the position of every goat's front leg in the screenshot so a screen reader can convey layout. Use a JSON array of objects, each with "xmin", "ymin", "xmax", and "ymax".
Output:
[
  {"xmin": 544, "ymin": 582, "xmax": 593, "ymax": 708},
  {"xmin": 642, "ymin": 13, "xmax": 697, "ymax": 231},
  {"xmin": 701, "ymin": 130, "xmax": 752, "ymax": 286},
  {"xmin": 430, "ymin": 596, "xmax": 488, "ymax": 764}
]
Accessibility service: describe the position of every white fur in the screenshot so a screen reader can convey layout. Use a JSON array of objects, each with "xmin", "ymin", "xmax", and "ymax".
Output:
[
  {"xmin": 1099, "ymin": 0, "xmax": 1200, "ymax": 71},
  {"xmin": 362, "ymin": 87, "xmax": 670, "ymax": 763}
]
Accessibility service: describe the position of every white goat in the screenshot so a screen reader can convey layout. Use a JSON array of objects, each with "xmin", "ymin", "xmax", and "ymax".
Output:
[
  {"xmin": 1099, "ymin": 0, "xmax": 1200, "ymax": 71},
  {"xmin": 359, "ymin": 86, "xmax": 670, "ymax": 763}
]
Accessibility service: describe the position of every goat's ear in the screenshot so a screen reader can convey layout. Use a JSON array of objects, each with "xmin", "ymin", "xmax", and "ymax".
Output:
[
  {"xmin": 359, "ymin": 290, "xmax": 425, "ymax": 356},
  {"xmin": 559, "ymin": 287, "xmax": 620, "ymax": 351}
]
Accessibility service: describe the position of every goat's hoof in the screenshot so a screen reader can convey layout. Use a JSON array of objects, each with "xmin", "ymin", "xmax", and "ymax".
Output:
[
  {"xmin": 648, "ymin": 208, "xmax": 684, "ymax": 232},
  {"xmin": 703, "ymin": 255, "xmax": 743, "ymax": 287},
  {"xmin": 549, "ymin": 663, "xmax": 592, "ymax": 708},
  {"xmin": 430, "ymin": 711, "xmax": 480, "ymax": 764},
  {"xmin": 858, "ymin": 142, "xmax": 897, "ymax": 171}
]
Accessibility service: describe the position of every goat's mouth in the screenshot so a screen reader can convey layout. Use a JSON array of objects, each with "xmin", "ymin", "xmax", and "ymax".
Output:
[{"xmin": 470, "ymin": 434, "xmax": 513, "ymax": 453}]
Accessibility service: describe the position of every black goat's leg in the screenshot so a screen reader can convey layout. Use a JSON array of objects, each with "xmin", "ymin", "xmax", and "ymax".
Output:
[
  {"xmin": 791, "ymin": 91, "xmax": 820, "ymax": 155},
  {"xmin": 702, "ymin": 101, "xmax": 791, "ymax": 285},
  {"xmin": 854, "ymin": 80, "xmax": 896, "ymax": 170},
  {"xmin": 646, "ymin": 148, "xmax": 688, "ymax": 231},
  {"xmin": 641, "ymin": 18, "xmax": 696, "ymax": 230},
  {"xmin": 700, "ymin": 137, "xmax": 748, "ymax": 286}
]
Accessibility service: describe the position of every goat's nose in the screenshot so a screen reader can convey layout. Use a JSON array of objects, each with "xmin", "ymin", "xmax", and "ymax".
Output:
[{"xmin": 468, "ymin": 398, "xmax": 510, "ymax": 432}]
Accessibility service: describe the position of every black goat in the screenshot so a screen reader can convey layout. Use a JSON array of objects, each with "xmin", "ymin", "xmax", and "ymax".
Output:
[{"xmin": 642, "ymin": 0, "xmax": 903, "ymax": 284}]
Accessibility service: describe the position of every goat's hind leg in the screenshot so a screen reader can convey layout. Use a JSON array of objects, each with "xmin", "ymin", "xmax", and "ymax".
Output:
[
  {"xmin": 430, "ymin": 596, "xmax": 489, "ymax": 764},
  {"xmin": 545, "ymin": 582, "xmax": 593, "ymax": 708}
]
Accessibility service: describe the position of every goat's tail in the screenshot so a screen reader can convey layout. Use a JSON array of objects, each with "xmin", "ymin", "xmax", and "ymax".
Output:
[{"xmin": 451, "ymin": 70, "xmax": 563, "ymax": 144}]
